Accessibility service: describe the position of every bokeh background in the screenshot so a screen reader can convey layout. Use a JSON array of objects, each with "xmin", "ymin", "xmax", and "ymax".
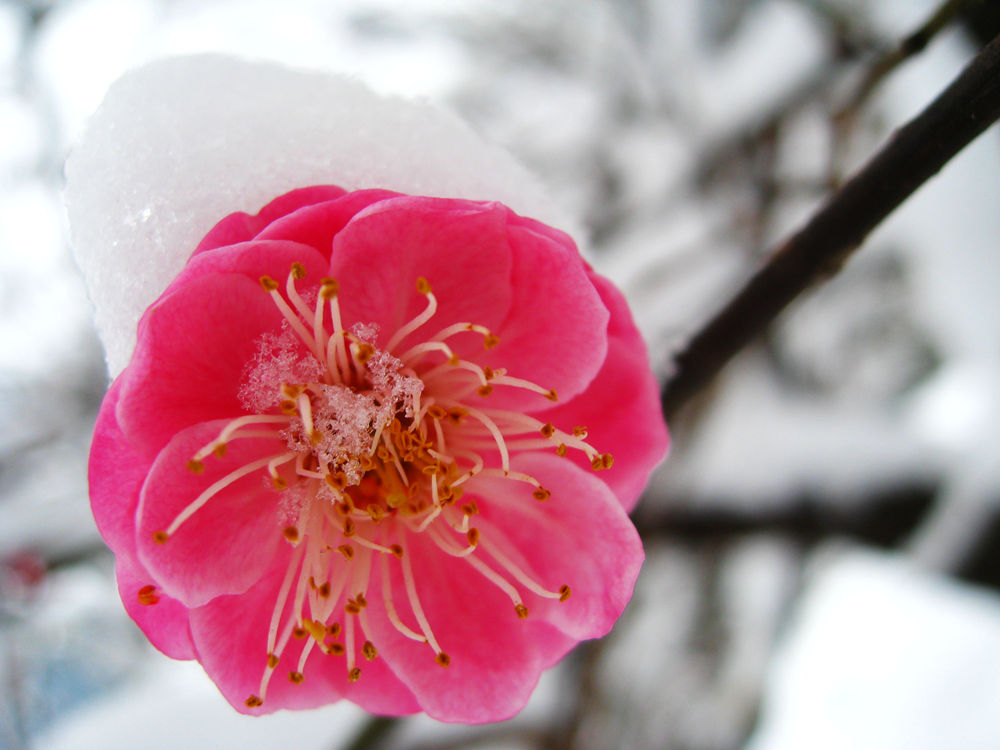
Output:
[{"xmin": 2, "ymin": 1, "xmax": 999, "ymax": 748}]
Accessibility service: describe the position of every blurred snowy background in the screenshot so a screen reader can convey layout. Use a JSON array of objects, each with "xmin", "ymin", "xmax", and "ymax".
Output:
[{"xmin": 1, "ymin": 0, "xmax": 999, "ymax": 748}]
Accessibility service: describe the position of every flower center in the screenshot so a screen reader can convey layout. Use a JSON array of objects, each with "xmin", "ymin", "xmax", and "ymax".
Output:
[{"xmin": 147, "ymin": 262, "xmax": 612, "ymax": 708}]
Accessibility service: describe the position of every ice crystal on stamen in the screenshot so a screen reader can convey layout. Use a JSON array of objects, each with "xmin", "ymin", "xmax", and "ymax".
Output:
[{"xmin": 239, "ymin": 329, "xmax": 324, "ymax": 413}]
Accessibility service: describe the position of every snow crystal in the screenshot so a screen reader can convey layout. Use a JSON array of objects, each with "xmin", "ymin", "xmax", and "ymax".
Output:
[
  {"xmin": 64, "ymin": 54, "xmax": 575, "ymax": 376},
  {"xmin": 238, "ymin": 329, "xmax": 324, "ymax": 413}
]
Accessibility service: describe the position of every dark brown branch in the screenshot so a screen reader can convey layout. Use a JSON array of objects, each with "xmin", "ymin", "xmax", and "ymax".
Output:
[
  {"xmin": 337, "ymin": 716, "xmax": 400, "ymax": 750},
  {"xmin": 661, "ymin": 32, "xmax": 1000, "ymax": 420}
]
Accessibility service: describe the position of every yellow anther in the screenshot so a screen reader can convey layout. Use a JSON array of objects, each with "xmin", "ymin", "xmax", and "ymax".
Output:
[
  {"xmin": 532, "ymin": 488, "xmax": 551, "ymax": 501},
  {"xmin": 290, "ymin": 262, "xmax": 306, "ymax": 280},
  {"xmin": 572, "ymin": 426, "xmax": 588, "ymax": 437},
  {"xmin": 345, "ymin": 600, "xmax": 361, "ymax": 615},
  {"xmin": 271, "ymin": 476, "xmax": 287, "ymax": 490},
  {"xmin": 153, "ymin": 531, "xmax": 169, "ymax": 545},
  {"xmin": 288, "ymin": 671, "xmax": 304, "ymax": 684},
  {"xmin": 136, "ymin": 584, "xmax": 159, "ymax": 606},
  {"xmin": 245, "ymin": 695, "xmax": 263, "ymax": 708},
  {"xmin": 559, "ymin": 584, "xmax": 572, "ymax": 602},
  {"xmin": 422, "ymin": 464, "xmax": 441, "ymax": 476},
  {"xmin": 466, "ymin": 528, "xmax": 480, "ymax": 546},
  {"xmin": 309, "ymin": 429, "xmax": 323, "ymax": 446},
  {"xmin": 483, "ymin": 366, "xmax": 495, "ymax": 380},
  {"xmin": 540, "ymin": 422, "xmax": 556, "ymax": 438},
  {"xmin": 435, "ymin": 652, "xmax": 451, "ymax": 668},
  {"xmin": 186, "ymin": 459, "xmax": 205, "ymax": 474},
  {"xmin": 320, "ymin": 277, "xmax": 339, "ymax": 299},
  {"xmin": 390, "ymin": 544, "xmax": 404, "ymax": 558},
  {"xmin": 462, "ymin": 501, "xmax": 479, "ymax": 516},
  {"xmin": 325, "ymin": 472, "xmax": 348, "ymax": 490},
  {"xmin": 304, "ymin": 619, "xmax": 326, "ymax": 642},
  {"xmin": 545, "ymin": 389, "xmax": 558, "ymax": 402},
  {"xmin": 292, "ymin": 626, "xmax": 307, "ymax": 639},
  {"xmin": 280, "ymin": 383, "xmax": 303, "ymax": 399},
  {"xmin": 337, "ymin": 544, "xmax": 354, "ymax": 560},
  {"xmin": 348, "ymin": 667, "xmax": 362, "ymax": 682},
  {"xmin": 601, "ymin": 453, "xmax": 614, "ymax": 469},
  {"xmin": 362, "ymin": 641, "xmax": 378, "ymax": 661},
  {"xmin": 318, "ymin": 581, "xmax": 331, "ymax": 598},
  {"xmin": 327, "ymin": 622, "xmax": 342, "ymax": 637},
  {"xmin": 427, "ymin": 405, "xmax": 448, "ymax": 420},
  {"xmin": 267, "ymin": 653, "xmax": 279, "ymax": 669},
  {"xmin": 356, "ymin": 592, "xmax": 368, "ymax": 608},
  {"xmin": 515, "ymin": 603, "xmax": 530, "ymax": 619},
  {"xmin": 327, "ymin": 642, "xmax": 345, "ymax": 655},
  {"xmin": 591, "ymin": 456, "xmax": 603, "ymax": 470},
  {"xmin": 259, "ymin": 275, "xmax": 279, "ymax": 292},
  {"xmin": 556, "ymin": 443, "xmax": 568, "ymax": 457},
  {"xmin": 356, "ymin": 343, "xmax": 375, "ymax": 363},
  {"xmin": 279, "ymin": 400, "xmax": 297, "ymax": 415},
  {"xmin": 367, "ymin": 505, "xmax": 385, "ymax": 523},
  {"xmin": 416, "ymin": 277, "xmax": 432, "ymax": 294},
  {"xmin": 448, "ymin": 354, "xmax": 460, "ymax": 366},
  {"xmin": 477, "ymin": 384, "xmax": 494, "ymax": 397},
  {"xmin": 212, "ymin": 443, "xmax": 227, "ymax": 458},
  {"xmin": 282, "ymin": 526, "xmax": 299, "ymax": 543},
  {"xmin": 483, "ymin": 333, "xmax": 499, "ymax": 349},
  {"xmin": 343, "ymin": 519, "xmax": 356, "ymax": 538}
]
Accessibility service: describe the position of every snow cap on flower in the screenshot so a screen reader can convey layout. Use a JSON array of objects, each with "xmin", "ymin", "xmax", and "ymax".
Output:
[
  {"xmin": 72, "ymin": 56, "xmax": 667, "ymax": 724},
  {"xmin": 65, "ymin": 55, "xmax": 577, "ymax": 377}
]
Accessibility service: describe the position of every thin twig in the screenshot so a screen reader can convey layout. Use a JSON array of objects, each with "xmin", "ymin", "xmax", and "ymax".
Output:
[
  {"xmin": 834, "ymin": 0, "xmax": 970, "ymax": 123},
  {"xmin": 661, "ymin": 32, "xmax": 1000, "ymax": 420}
]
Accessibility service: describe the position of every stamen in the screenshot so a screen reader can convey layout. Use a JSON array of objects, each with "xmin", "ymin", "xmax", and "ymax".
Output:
[
  {"xmin": 162, "ymin": 455, "xmax": 278, "ymax": 537},
  {"xmin": 380, "ymin": 551, "xmax": 426, "ymax": 642},
  {"xmin": 261, "ymin": 278, "xmax": 318, "ymax": 354},
  {"xmin": 479, "ymin": 535, "xmax": 565, "ymax": 600},
  {"xmin": 428, "ymin": 526, "xmax": 526, "ymax": 614},
  {"xmin": 267, "ymin": 542, "xmax": 306, "ymax": 655},
  {"xmin": 455, "ymin": 405, "xmax": 510, "ymax": 474},
  {"xmin": 399, "ymin": 531, "xmax": 444, "ymax": 654},
  {"xmin": 385, "ymin": 280, "xmax": 437, "ymax": 353},
  {"xmin": 285, "ymin": 263, "xmax": 312, "ymax": 320}
]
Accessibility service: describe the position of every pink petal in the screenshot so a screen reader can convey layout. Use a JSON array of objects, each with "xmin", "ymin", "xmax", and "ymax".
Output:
[
  {"xmin": 468, "ymin": 452, "xmax": 644, "ymax": 641},
  {"xmin": 117, "ymin": 272, "xmax": 286, "ymax": 457},
  {"xmin": 161, "ymin": 239, "xmax": 330, "ymax": 300},
  {"xmin": 89, "ymin": 376, "xmax": 148, "ymax": 565},
  {"xmin": 116, "ymin": 559, "xmax": 195, "ymax": 660},
  {"xmin": 538, "ymin": 271, "xmax": 668, "ymax": 511},
  {"xmin": 328, "ymin": 196, "xmax": 513, "ymax": 357},
  {"xmin": 135, "ymin": 419, "xmax": 287, "ymax": 608},
  {"xmin": 91, "ymin": 371, "xmax": 197, "ymax": 659},
  {"xmin": 480, "ymin": 215, "xmax": 609, "ymax": 412},
  {"xmin": 193, "ymin": 186, "xmax": 348, "ymax": 255},
  {"xmin": 254, "ymin": 189, "xmax": 401, "ymax": 256},
  {"xmin": 188, "ymin": 553, "xmax": 420, "ymax": 715},
  {"xmin": 364, "ymin": 531, "xmax": 552, "ymax": 723}
]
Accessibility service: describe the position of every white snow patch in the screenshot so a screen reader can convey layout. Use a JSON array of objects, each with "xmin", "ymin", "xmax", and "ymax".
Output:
[
  {"xmin": 35, "ymin": 659, "xmax": 364, "ymax": 750},
  {"xmin": 747, "ymin": 547, "xmax": 1000, "ymax": 750}
]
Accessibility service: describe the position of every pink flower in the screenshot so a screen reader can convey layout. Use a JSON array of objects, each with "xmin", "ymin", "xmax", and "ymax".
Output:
[{"xmin": 90, "ymin": 186, "xmax": 667, "ymax": 722}]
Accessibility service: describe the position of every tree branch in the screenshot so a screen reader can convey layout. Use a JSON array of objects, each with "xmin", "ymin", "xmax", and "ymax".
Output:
[{"xmin": 661, "ymin": 32, "xmax": 1000, "ymax": 420}]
